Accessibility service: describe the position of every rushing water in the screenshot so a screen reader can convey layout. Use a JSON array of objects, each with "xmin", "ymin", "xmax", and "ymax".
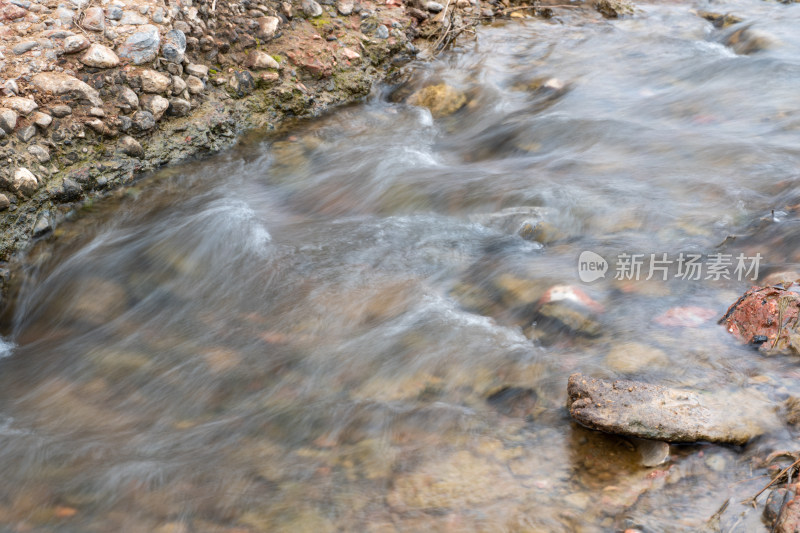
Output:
[{"xmin": 3, "ymin": 1, "xmax": 800, "ymax": 531}]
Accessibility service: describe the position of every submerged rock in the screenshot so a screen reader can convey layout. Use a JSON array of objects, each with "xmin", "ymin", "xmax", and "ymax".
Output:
[
  {"xmin": 408, "ymin": 83, "xmax": 467, "ymax": 118},
  {"xmin": 722, "ymin": 24, "xmax": 776, "ymax": 55},
  {"xmin": 537, "ymin": 285, "xmax": 604, "ymax": 337},
  {"xmin": 567, "ymin": 373, "xmax": 780, "ymax": 445},
  {"xmin": 720, "ymin": 284, "xmax": 800, "ymax": 354}
]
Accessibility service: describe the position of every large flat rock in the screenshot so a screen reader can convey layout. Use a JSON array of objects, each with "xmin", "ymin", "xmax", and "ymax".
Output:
[{"xmin": 567, "ymin": 373, "xmax": 780, "ymax": 445}]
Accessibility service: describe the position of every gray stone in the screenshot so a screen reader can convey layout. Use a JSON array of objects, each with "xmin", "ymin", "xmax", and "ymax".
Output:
[
  {"xmin": 17, "ymin": 124, "xmax": 36, "ymax": 142},
  {"xmin": 59, "ymin": 178, "xmax": 82, "ymax": 201},
  {"xmin": 118, "ymin": 135, "xmax": 144, "ymax": 157},
  {"xmin": 161, "ymin": 29, "xmax": 186, "ymax": 63},
  {"xmin": 119, "ymin": 10, "xmax": 148, "ymax": 24},
  {"xmin": 185, "ymin": 63, "xmax": 208, "ymax": 78},
  {"xmin": 2, "ymin": 97, "xmax": 37, "ymax": 116},
  {"xmin": 32, "ymin": 111, "xmax": 52, "ymax": 128},
  {"xmin": 63, "ymin": 34, "xmax": 90, "ymax": 53},
  {"xmin": 27, "ymin": 144, "xmax": 50, "ymax": 163},
  {"xmin": 12, "ymin": 41, "xmax": 39, "ymax": 55},
  {"xmin": 301, "ymin": 0, "xmax": 322, "ymax": 17},
  {"xmin": 117, "ymin": 86, "xmax": 139, "ymax": 110},
  {"xmin": 117, "ymin": 24, "xmax": 160, "ymax": 65},
  {"xmin": 49, "ymin": 105, "xmax": 72, "ymax": 118},
  {"xmin": 168, "ymin": 98, "xmax": 191, "ymax": 116},
  {"xmin": 80, "ymin": 43, "xmax": 119, "ymax": 68},
  {"xmin": 185, "ymin": 75, "xmax": 204, "ymax": 94},
  {"xmin": 106, "ymin": 5, "xmax": 122, "ymax": 20},
  {"xmin": 132, "ymin": 110, "xmax": 155, "ymax": 131},
  {"xmin": 12, "ymin": 167, "xmax": 38, "ymax": 197},
  {"xmin": 54, "ymin": 6, "xmax": 75, "ymax": 28},
  {"xmin": 375, "ymin": 24, "xmax": 389, "ymax": 39},
  {"xmin": 82, "ymin": 6, "xmax": 104, "ymax": 31},
  {"xmin": 0, "ymin": 108, "xmax": 17, "ymax": 133},
  {"xmin": 426, "ymin": 1, "xmax": 444, "ymax": 11},
  {"xmin": 567, "ymin": 373, "xmax": 781, "ymax": 445},
  {"xmin": 31, "ymin": 72, "xmax": 103, "ymax": 107},
  {"xmin": 140, "ymin": 94, "xmax": 168, "ymax": 120},
  {"xmin": 140, "ymin": 69, "xmax": 171, "ymax": 93},
  {"xmin": 228, "ymin": 70, "xmax": 254, "ymax": 97},
  {"xmin": 3, "ymin": 79, "xmax": 18, "ymax": 96},
  {"xmin": 151, "ymin": 6, "xmax": 164, "ymax": 23},
  {"xmin": 171, "ymin": 75, "xmax": 186, "ymax": 95},
  {"xmin": 32, "ymin": 212, "xmax": 52, "ymax": 237}
]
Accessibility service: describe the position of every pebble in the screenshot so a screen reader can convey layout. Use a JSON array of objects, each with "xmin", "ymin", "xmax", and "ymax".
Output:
[
  {"xmin": 32, "ymin": 111, "xmax": 52, "ymax": 128},
  {"xmin": 31, "ymin": 72, "xmax": 103, "ymax": 106},
  {"xmin": 426, "ymin": 1, "xmax": 444, "ymax": 12},
  {"xmin": 117, "ymin": 24, "xmax": 160, "ymax": 65},
  {"xmin": 12, "ymin": 167, "xmax": 38, "ymax": 196},
  {"xmin": 88, "ymin": 107, "xmax": 105, "ymax": 117},
  {"xmin": 375, "ymin": 24, "xmax": 389, "ymax": 39},
  {"xmin": 117, "ymin": 86, "xmax": 139, "ymax": 110},
  {"xmin": 302, "ymin": 0, "xmax": 323, "ymax": 17},
  {"xmin": 244, "ymin": 50, "xmax": 280, "ymax": 70},
  {"xmin": 172, "ymin": 75, "xmax": 187, "ymax": 95},
  {"xmin": 161, "ymin": 29, "xmax": 186, "ymax": 63},
  {"xmin": 185, "ymin": 63, "xmax": 209, "ymax": 79},
  {"xmin": 185, "ymin": 75, "xmax": 205, "ymax": 94},
  {"xmin": 0, "ymin": 194, "xmax": 9, "ymax": 210},
  {"xmin": 63, "ymin": 34, "xmax": 90, "ymax": 53},
  {"xmin": 27, "ymin": 144, "xmax": 50, "ymax": 163},
  {"xmin": 80, "ymin": 43, "xmax": 120, "ymax": 68},
  {"xmin": 106, "ymin": 5, "xmax": 122, "ymax": 20},
  {"xmin": 82, "ymin": 6, "xmax": 104, "ymax": 31},
  {"xmin": 120, "ymin": 10, "xmax": 148, "ymax": 25},
  {"xmin": 140, "ymin": 94, "xmax": 169, "ymax": 120},
  {"xmin": 0, "ymin": 108, "xmax": 17, "ymax": 133},
  {"xmin": 118, "ymin": 135, "xmax": 144, "ymax": 157},
  {"xmin": 49, "ymin": 104, "xmax": 72, "ymax": 117},
  {"xmin": 168, "ymin": 98, "xmax": 191, "ymax": 116},
  {"xmin": 337, "ymin": 0, "xmax": 354, "ymax": 15},
  {"xmin": 54, "ymin": 6, "xmax": 75, "ymax": 28},
  {"xmin": 256, "ymin": 16, "xmax": 280, "ymax": 40},
  {"xmin": 13, "ymin": 41, "xmax": 39, "ymax": 55},
  {"xmin": 2, "ymin": 96, "xmax": 37, "ymax": 116},
  {"xmin": 132, "ymin": 110, "xmax": 155, "ymax": 131},
  {"xmin": 2, "ymin": 79, "xmax": 17, "ymax": 95},
  {"xmin": 140, "ymin": 69, "xmax": 171, "ymax": 93}
]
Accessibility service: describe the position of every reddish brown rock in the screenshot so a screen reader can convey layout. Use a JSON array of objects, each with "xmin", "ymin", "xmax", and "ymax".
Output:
[
  {"xmin": 0, "ymin": 1, "xmax": 27, "ymax": 21},
  {"xmin": 720, "ymin": 284, "xmax": 800, "ymax": 353}
]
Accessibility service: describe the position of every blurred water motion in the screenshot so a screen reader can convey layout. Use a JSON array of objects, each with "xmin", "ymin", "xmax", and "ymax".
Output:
[{"xmin": 3, "ymin": 1, "xmax": 800, "ymax": 530}]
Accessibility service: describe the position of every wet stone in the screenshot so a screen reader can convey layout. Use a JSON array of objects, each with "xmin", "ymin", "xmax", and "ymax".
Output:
[
  {"xmin": 408, "ymin": 84, "xmax": 467, "ymax": 118},
  {"xmin": 721, "ymin": 284, "xmax": 800, "ymax": 354},
  {"xmin": 567, "ymin": 373, "xmax": 781, "ymax": 445}
]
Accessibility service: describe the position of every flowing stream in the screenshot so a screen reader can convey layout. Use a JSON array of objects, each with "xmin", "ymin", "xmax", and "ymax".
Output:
[{"xmin": 3, "ymin": 1, "xmax": 800, "ymax": 530}]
